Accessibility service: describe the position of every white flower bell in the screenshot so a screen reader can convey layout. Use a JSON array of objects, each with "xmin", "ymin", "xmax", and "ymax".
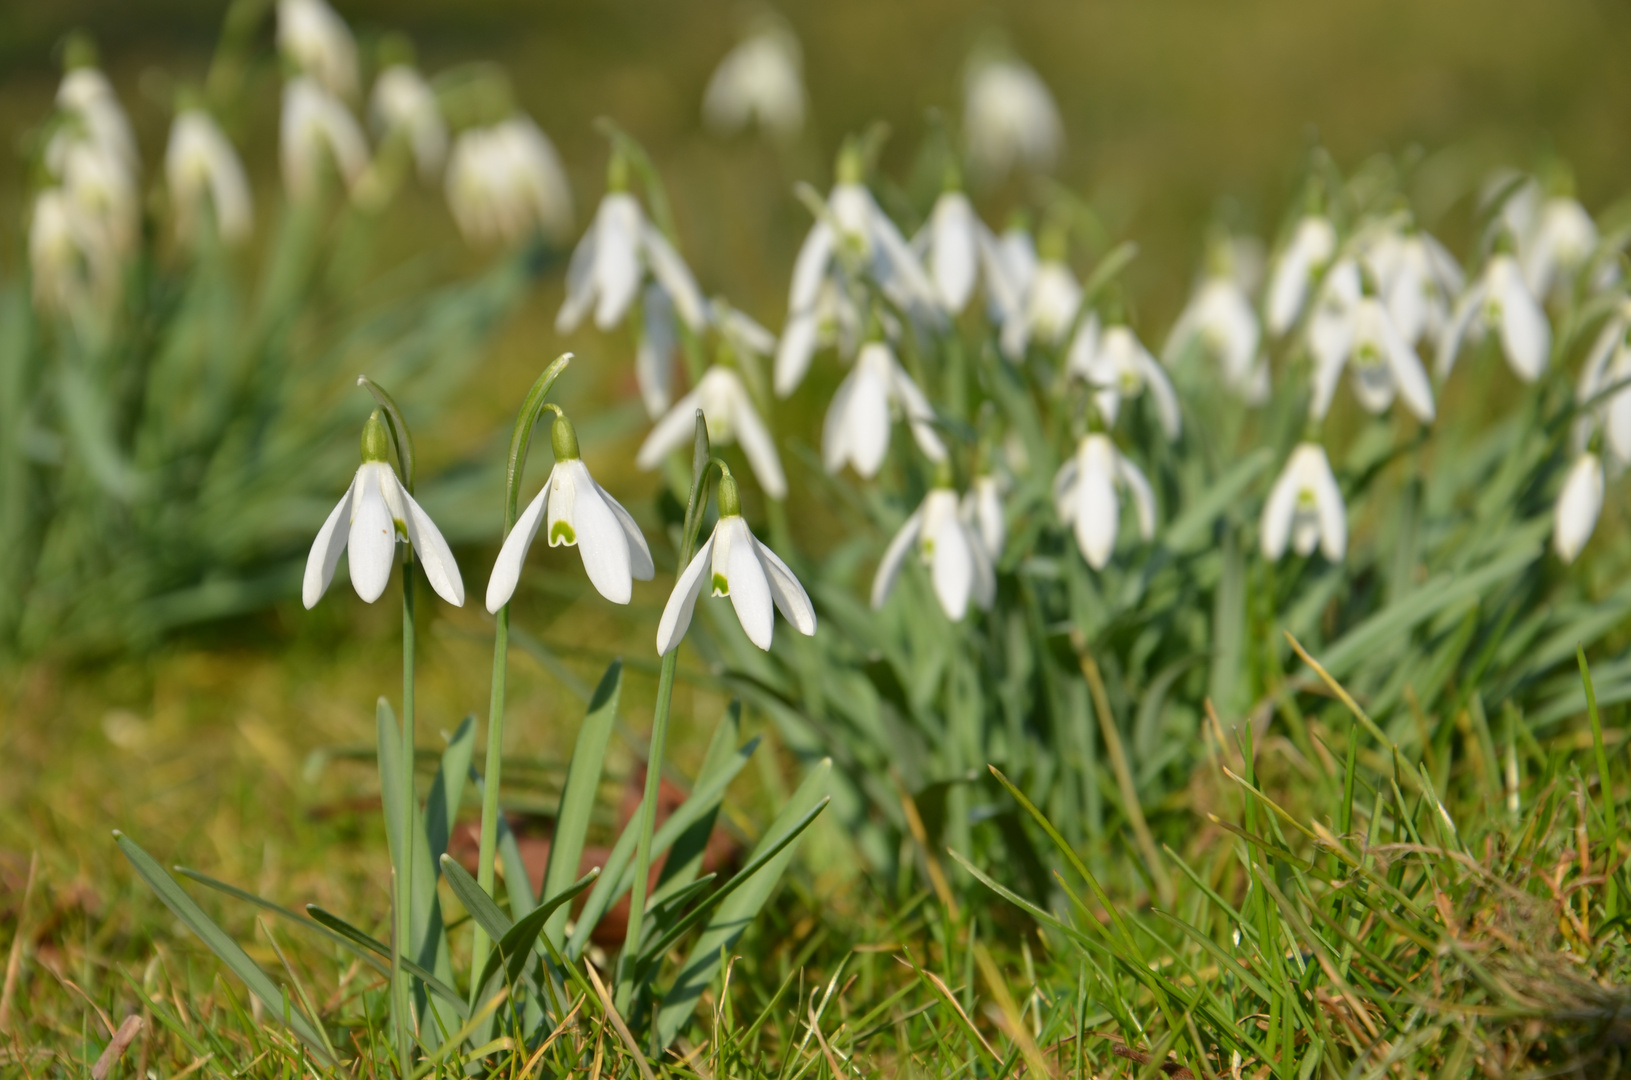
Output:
[
  {"xmin": 1000, "ymin": 227, "xmax": 1082, "ymax": 359},
  {"xmin": 961, "ymin": 474, "xmax": 1006, "ymax": 561},
  {"xmin": 1307, "ymin": 263, "xmax": 1435, "ymax": 423},
  {"xmin": 1576, "ymin": 300, "xmax": 1631, "ymax": 464},
  {"xmin": 1069, "ymin": 320, "xmax": 1182, "ymax": 439},
  {"xmin": 281, "ymin": 77, "xmax": 368, "ymax": 200},
  {"xmin": 277, "ymin": 0, "xmax": 358, "ymax": 100},
  {"xmin": 962, "ymin": 56, "xmax": 1063, "ymax": 185},
  {"xmin": 54, "ymin": 139, "xmax": 137, "ymax": 260},
  {"xmin": 369, "ymin": 65, "xmax": 447, "ymax": 181},
  {"xmin": 29, "ymin": 189, "xmax": 114, "ymax": 315},
  {"xmin": 1163, "ymin": 249, "xmax": 1265, "ymax": 400},
  {"xmin": 911, "ymin": 185, "xmax": 1019, "ymax": 316},
  {"xmin": 1363, "ymin": 228, "xmax": 1463, "ymax": 347},
  {"xmin": 444, "ymin": 116, "xmax": 574, "ymax": 245},
  {"xmin": 1553, "ymin": 451, "xmax": 1604, "ymax": 564},
  {"xmin": 486, "ymin": 412, "xmax": 654, "ymax": 610},
  {"xmin": 776, "ymin": 147, "xmax": 938, "ymax": 395},
  {"xmin": 656, "ymin": 473, "xmax": 815, "ymax": 653},
  {"xmin": 1053, "ymin": 434, "xmax": 1156, "ymax": 570},
  {"xmin": 702, "ymin": 23, "xmax": 806, "ymax": 141},
  {"xmin": 50, "ymin": 67, "xmax": 138, "ymax": 175},
  {"xmin": 638, "ymin": 368, "xmax": 786, "ymax": 498},
  {"xmin": 822, "ymin": 341, "xmax": 947, "ymax": 478},
  {"xmin": 166, "ymin": 109, "xmax": 253, "ymax": 245},
  {"xmin": 1437, "ymin": 251, "xmax": 1550, "ymax": 382},
  {"xmin": 872, "ymin": 484, "xmax": 995, "ymax": 620},
  {"xmin": 1261, "ymin": 442, "xmax": 1345, "ymax": 562},
  {"xmin": 1266, "ymin": 214, "xmax": 1337, "ymax": 336},
  {"xmin": 1523, "ymin": 196, "xmax": 1598, "ymax": 299},
  {"xmin": 304, "ymin": 411, "xmax": 464, "ymax": 608}
]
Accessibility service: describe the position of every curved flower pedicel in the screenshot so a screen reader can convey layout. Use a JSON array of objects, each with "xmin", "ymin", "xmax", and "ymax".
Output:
[
  {"xmin": 871, "ymin": 485, "xmax": 994, "ymax": 620},
  {"xmin": 1053, "ymin": 434, "xmax": 1156, "ymax": 570},
  {"xmin": 1437, "ymin": 251, "xmax": 1550, "ymax": 382},
  {"xmin": 303, "ymin": 411, "xmax": 464, "ymax": 608},
  {"xmin": 657, "ymin": 473, "xmax": 815, "ymax": 653},
  {"xmin": 1261, "ymin": 442, "xmax": 1346, "ymax": 562},
  {"xmin": 485, "ymin": 411, "xmax": 653, "ymax": 610},
  {"xmin": 638, "ymin": 366, "xmax": 786, "ymax": 498},
  {"xmin": 1069, "ymin": 320, "xmax": 1182, "ymax": 439},
  {"xmin": 823, "ymin": 340, "xmax": 947, "ymax": 478},
  {"xmin": 1306, "ymin": 260, "xmax": 1435, "ymax": 423},
  {"xmin": 1553, "ymin": 451, "xmax": 1604, "ymax": 564}
]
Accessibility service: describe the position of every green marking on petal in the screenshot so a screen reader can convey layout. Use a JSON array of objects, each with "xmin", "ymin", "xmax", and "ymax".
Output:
[
  {"xmin": 550, "ymin": 520, "xmax": 577, "ymax": 546},
  {"xmin": 711, "ymin": 572, "xmax": 730, "ymax": 596}
]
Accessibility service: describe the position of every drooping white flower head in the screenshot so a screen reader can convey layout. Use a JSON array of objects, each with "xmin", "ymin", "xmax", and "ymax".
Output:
[
  {"xmin": 166, "ymin": 110, "xmax": 253, "ymax": 245},
  {"xmin": 54, "ymin": 138, "xmax": 138, "ymax": 260},
  {"xmin": 1266, "ymin": 214, "xmax": 1337, "ymax": 336},
  {"xmin": 776, "ymin": 148, "xmax": 939, "ymax": 395},
  {"xmin": 1261, "ymin": 442, "xmax": 1345, "ymax": 562},
  {"xmin": 961, "ymin": 474, "xmax": 1006, "ymax": 561},
  {"xmin": 278, "ymin": 0, "xmax": 358, "ymax": 100},
  {"xmin": 1523, "ymin": 197, "xmax": 1598, "ymax": 299},
  {"xmin": 1363, "ymin": 228, "xmax": 1463, "ymax": 347},
  {"xmin": 656, "ymin": 473, "xmax": 815, "ymax": 654},
  {"xmin": 1553, "ymin": 451, "xmax": 1604, "ymax": 564},
  {"xmin": 304, "ymin": 411, "xmax": 464, "ymax": 608},
  {"xmin": 281, "ymin": 77, "xmax": 369, "ymax": 200},
  {"xmin": 1068, "ymin": 320, "xmax": 1182, "ymax": 439},
  {"xmin": 1000, "ymin": 230, "xmax": 1082, "ymax": 360},
  {"xmin": 872, "ymin": 486, "xmax": 995, "ymax": 620},
  {"xmin": 1163, "ymin": 244, "xmax": 1266, "ymax": 401},
  {"xmin": 485, "ymin": 413, "xmax": 654, "ymax": 611},
  {"xmin": 638, "ymin": 367, "xmax": 786, "ymax": 498},
  {"xmin": 445, "ymin": 116, "xmax": 574, "ymax": 246},
  {"xmin": 1053, "ymin": 434, "xmax": 1156, "ymax": 570},
  {"xmin": 702, "ymin": 23, "xmax": 806, "ymax": 141},
  {"xmin": 369, "ymin": 65, "xmax": 447, "ymax": 181},
  {"xmin": 911, "ymin": 188, "xmax": 1017, "ymax": 315},
  {"xmin": 1306, "ymin": 260, "xmax": 1435, "ymax": 423},
  {"xmin": 962, "ymin": 56, "xmax": 1063, "ymax": 185},
  {"xmin": 50, "ymin": 67, "xmax": 138, "ymax": 177},
  {"xmin": 822, "ymin": 341, "xmax": 947, "ymax": 478},
  {"xmin": 1576, "ymin": 300, "xmax": 1631, "ymax": 465},
  {"xmin": 29, "ymin": 188, "xmax": 116, "ymax": 315},
  {"xmin": 1437, "ymin": 252, "xmax": 1550, "ymax": 382}
]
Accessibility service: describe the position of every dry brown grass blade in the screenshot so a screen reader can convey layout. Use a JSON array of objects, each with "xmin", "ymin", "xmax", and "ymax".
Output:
[
  {"xmin": 974, "ymin": 944, "xmax": 1054, "ymax": 1079},
  {"xmin": 0, "ymin": 851, "xmax": 36, "ymax": 1031},
  {"xmin": 584, "ymin": 961, "xmax": 655, "ymax": 1080},
  {"xmin": 90, "ymin": 1014, "xmax": 144, "ymax": 1080},
  {"xmin": 894, "ymin": 775, "xmax": 960, "ymax": 921}
]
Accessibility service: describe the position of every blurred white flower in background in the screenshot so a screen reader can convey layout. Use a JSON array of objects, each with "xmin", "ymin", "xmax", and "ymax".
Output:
[
  {"xmin": 54, "ymin": 139, "xmax": 138, "ymax": 258},
  {"xmin": 281, "ymin": 77, "xmax": 369, "ymax": 200},
  {"xmin": 822, "ymin": 340, "xmax": 947, "ymax": 478},
  {"xmin": 872, "ymin": 485, "xmax": 994, "ymax": 620},
  {"xmin": 278, "ymin": 0, "xmax": 358, "ymax": 100},
  {"xmin": 50, "ymin": 67, "xmax": 138, "ymax": 175},
  {"xmin": 702, "ymin": 19, "xmax": 806, "ymax": 142},
  {"xmin": 1362, "ymin": 226, "xmax": 1463, "ymax": 347},
  {"xmin": 166, "ymin": 110, "xmax": 253, "ymax": 244},
  {"xmin": 1437, "ymin": 250, "xmax": 1550, "ymax": 382},
  {"xmin": 1576, "ymin": 299, "xmax": 1631, "ymax": 464},
  {"xmin": 1553, "ymin": 451, "xmax": 1604, "ymax": 564},
  {"xmin": 962, "ymin": 55, "xmax": 1063, "ymax": 185},
  {"xmin": 29, "ymin": 189, "xmax": 115, "ymax": 315},
  {"xmin": 961, "ymin": 475, "xmax": 1006, "ymax": 562},
  {"xmin": 1163, "ymin": 246, "xmax": 1266, "ymax": 401},
  {"xmin": 1261, "ymin": 443, "xmax": 1345, "ymax": 562},
  {"xmin": 369, "ymin": 66, "xmax": 447, "ymax": 181},
  {"xmin": 1305, "ymin": 260, "xmax": 1435, "ymax": 423},
  {"xmin": 1494, "ymin": 174, "xmax": 1604, "ymax": 298},
  {"xmin": 1054, "ymin": 434, "xmax": 1155, "ymax": 570},
  {"xmin": 445, "ymin": 116, "xmax": 574, "ymax": 245},
  {"xmin": 1266, "ymin": 213, "xmax": 1336, "ymax": 336},
  {"xmin": 912, "ymin": 185, "xmax": 1024, "ymax": 316},
  {"xmin": 1000, "ymin": 232, "xmax": 1080, "ymax": 359},
  {"xmin": 638, "ymin": 367, "xmax": 787, "ymax": 498},
  {"xmin": 1068, "ymin": 320, "xmax": 1182, "ymax": 439}
]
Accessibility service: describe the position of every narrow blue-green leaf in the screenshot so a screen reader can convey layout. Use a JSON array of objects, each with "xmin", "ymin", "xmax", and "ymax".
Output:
[
  {"xmin": 304, "ymin": 906, "xmax": 468, "ymax": 1017},
  {"xmin": 541, "ymin": 661, "xmax": 621, "ymax": 949}
]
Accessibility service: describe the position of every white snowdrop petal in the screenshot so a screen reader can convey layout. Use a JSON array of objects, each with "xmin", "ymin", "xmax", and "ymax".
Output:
[
  {"xmin": 555, "ymin": 223, "xmax": 599, "ymax": 334},
  {"xmin": 636, "ymin": 284, "xmax": 677, "ymax": 418},
  {"xmin": 828, "ymin": 358, "xmax": 892, "ymax": 478},
  {"xmin": 774, "ymin": 310, "xmax": 821, "ymax": 398},
  {"xmin": 1435, "ymin": 285, "xmax": 1483, "ymax": 380},
  {"xmin": 486, "ymin": 479, "xmax": 552, "ymax": 613},
  {"xmin": 1073, "ymin": 442, "xmax": 1119, "ymax": 570},
  {"xmin": 1137, "ymin": 350, "xmax": 1183, "ymax": 440},
  {"xmin": 303, "ymin": 481, "xmax": 355, "ymax": 608},
  {"xmin": 656, "ymin": 534, "xmax": 715, "ymax": 655},
  {"xmin": 724, "ymin": 519, "xmax": 775, "ymax": 649},
  {"xmin": 1495, "ymin": 268, "xmax": 1550, "ymax": 381},
  {"xmin": 788, "ymin": 220, "xmax": 834, "ymax": 315},
  {"xmin": 1118, "ymin": 456, "xmax": 1157, "ymax": 540},
  {"xmin": 348, "ymin": 467, "xmax": 398, "ymax": 603},
  {"xmin": 1383, "ymin": 318, "xmax": 1435, "ymax": 423},
  {"xmin": 1554, "ymin": 453, "xmax": 1604, "ymax": 564},
  {"xmin": 755, "ymin": 539, "xmax": 817, "ymax": 635},
  {"xmin": 636, "ymin": 391, "xmax": 705, "ymax": 472},
  {"xmin": 398, "ymin": 481, "xmax": 465, "ymax": 607},
  {"xmin": 642, "ymin": 225, "xmax": 707, "ymax": 330},
  {"xmin": 930, "ymin": 192, "xmax": 978, "ymax": 311},
  {"xmin": 592, "ymin": 195, "xmax": 644, "ymax": 329},
  {"xmin": 566, "ymin": 465, "xmax": 634, "ymax": 604},
  {"xmin": 728, "ymin": 388, "xmax": 788, "ymax": 499},
  {"xmin": 1052, "ymin": 458, "xmax": 1079, "ymax": 520},
  {"xmin": 1308, "ymin": 451, "xmax": 1347, "ymax": 562},
  {"xmin": 872, "ymin": 512, "xmax": 922, "ymax": 610},
  {"xmin": 1260, "ymin": 458, "xmax": 1300, "ymax": 561},
  {"xmin": 929, "ymin": 514, "xmax": 975, "ymax": 620},
  {"xmin": 596, "ymin": 482, "xmax": 654, "ymax": 580},
  {"xmin": 889, "ymin": 363, "xmax": 948, "ymax": 463}
]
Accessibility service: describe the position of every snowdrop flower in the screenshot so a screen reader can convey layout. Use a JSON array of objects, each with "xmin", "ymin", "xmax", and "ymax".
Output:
[
  {"xmin": 278, "ymin": 0, "xmax": 358, "ymax": 100},
  {"xmin": 1522, "ymin": 196, "xmax": 1597, "ymax": 299},
  {"xmin": 1266, "ymin": 214, "xmax": 1337, "ymax": 336},
  {"xmin": 1307, "ymin": 264, "xmax": 1435, "ymax": 423},
  {"xmin": 1577, "ymin": 301, "xmax": 1631, "ymax": 464},
  {"xmin": 1053, "ymin": 434, "xmax": 1156, "ymax": 570},
  {"xmin": 369, "ymin": 65, "xmax": 447, "ymax": 181},
  {"xmin": 304, "ymin": 411, "xmax": 464, "ymax": 608},
  {"xmin": 656, "ymin": 472, "xmax": 815, "ymax": 653},
  {"xmin": 50, "ymin": 67, "xmax": 138, "ymax": 175},
  {"xmin": 56, "ymin": 139, "xmax": 138, "ymax": 258},
  {"xmin": 1000, "ymin": 230, "xmax": 1082, "ymax": 359},
  {"xmin": 638, "ymin": 367, "xmax": 786, "ymax": 498},
  {"xmin": 776, "ymin": 147, "xmax": 938, "ymax": 395},
  {"xmin": 961, "ymin": 474, "xmax": 1006, "ymax": 561},
  {"xmin": 29, "ymin": 189, "xmax": 114, "ymax": 314},
  {"xmin": 445, "ymin": 116, "xmax": 574, "ymax": 245},
  {"xmin": 702, "ymin": 22, "xmax": 806, "ymax": 141},
  {"xmin": 1260, "ymin": 443, "xmax": 1345, "ymax": 562},
  {"xmin": 1437, "ymin": 250, "xmax": 1550, "ymax": 382},
  {"xmin": 822, "ymin": 340, "xmax": 947, "ymax": 478},
  {"xmin": 872, "ymin": 484, "xmax": 995, "ymax": 620},
  {"xmin": 962, "ymin": 56, "xmax": 1063, "ymax": 185},
  {"xmin": 1553, "ymin": 451, "xmax": 1604, "ymax": 564},
  {"xmin": 1163, "ymin": 248, "xmax": 1266, "ymax": 400},
  {"xmin": 1363, "ymin": 228, "xmax": 1462, "ymax": 347},
  {"xmin": 281, "ymin": 77, "xmax": 368, "ymax": 200},
  {"xmin": 166, "ymin": 110, "xmax": 253, "ymax": 244},
  {"xmin": 486, "ymin": 412, "xmax": 653, "ymax": 610},
  {"xmin": 1068, "ymin": 320, "xmax": 1182, "ymax": 439},
  {"xmin": 911, "ymin": 183, "xmax": 1020, "ymax": 316}
]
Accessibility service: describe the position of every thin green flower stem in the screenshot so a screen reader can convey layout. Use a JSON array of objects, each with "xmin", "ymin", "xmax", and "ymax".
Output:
[
  {"xmin": 397, "ymin": 553, "xmax": 417, "ymax": 1073},
  {"xmin": 471, "ymin": 355, "xmax": 572, "ymax": 998},
  {"xmin": 620, "ymin": 415, "xmax": 713, "ymax": 1003}
]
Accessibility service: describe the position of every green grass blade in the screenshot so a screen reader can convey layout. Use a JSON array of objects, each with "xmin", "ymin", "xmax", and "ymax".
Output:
[
  {"xmin": 176, "ymin": 867, "xmax": 389, "ymax": 979},
  {"xmin": 541, "ymin": 661, "xmax": 622, "ymax": 947},
  {"xmin": 304, "ymin": 906, "xmax": 468, "ymax": 1017}
]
